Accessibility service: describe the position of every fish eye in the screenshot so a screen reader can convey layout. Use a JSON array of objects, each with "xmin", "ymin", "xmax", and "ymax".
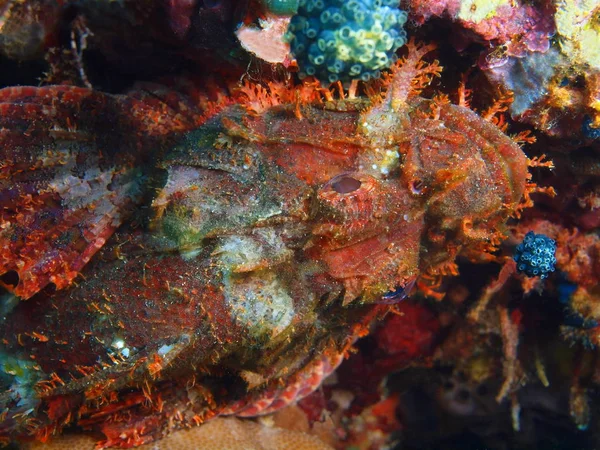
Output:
[
  {"xmin": 409, "ymin": 178, "xmax": 425, "ymax": 195},
  {"xmin": 331, "ymin": 176, "xmax": 361, "ymax": 194}
]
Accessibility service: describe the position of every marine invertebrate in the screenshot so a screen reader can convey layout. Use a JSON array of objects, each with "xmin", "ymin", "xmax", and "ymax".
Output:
[
  {"xmin": 515, "ymin": 221, "xmax": 600, "ymax": 298},
  {"xmin": 237, "ymin": 14, "xmax": 292, "ymax": 64},
  {"xmin": 484, "ymin": 49, "xmax": 563, "ymax": 118},
  {"xmin": 513, "ymin": 231, "xmax": 557, "ymax": 279},
  {"xmin": 555, "ymin": 0, "xmax": 600, "ymax": 70},
  {"xmin": 478, "ymin": 1, "xmax": 600, "ymax": 138},
  {"xmin": 0, "ymin": 41, "xmax": 529, "ymax": 448},
  {"xmin": 286, "ymin": 0, "xmax": 408, "ymax": 83},
  {"xmin": 467, "ymin": 217, "xmax": 600, "ymax": 418},
  {"xmin": 406, "ymin": 0, "xmax": 554, "ymax": 56},
  {"xmin": 513, "ymin": 221, "xmax": 600, "ymax": 347},
  {"xmin": 482, "ymin": 43, "xmax": 600, "ymax": 138}
]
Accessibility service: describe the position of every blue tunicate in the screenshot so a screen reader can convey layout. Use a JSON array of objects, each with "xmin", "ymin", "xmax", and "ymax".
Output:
[
  {"xmin": 286, "ymin": 0, "xmax": 408, "ymax": 83},
  {"xmin": 338, "ymin": 25, "xmax": 353, "ymax": 40},
  {"xmin": 320, "ymin": 7, "xmax": 337, "ymax": 24},
  {"xmin": 305, "ymin": 17, "xmax": 321, "ymax": 38},
  {"xmin": 374, "ymin": 52, "xmax": 389, "ymax": 69},
  {"xmin": 513, "ymin": 231, "xmax": 557, "ymax": 279},
  {"xmin": 313, "ymin": 54, "xmax": 325, "ymax": 65},
  {"xmin": 328, "ymin": 57, "xmax": 345, "ymax": 74},
  {"xmin": 317, "ymin": 30, "xmax": 336, "ymax": 51},
  {"xmin": 331, "ymin": 9, "xmax": 344, "ymax": 24},
  {"xmin": 377, "ymin": 34, "xmax": 393, "ymax": 51},
  {"xmin": 349, "ymin": 64, "xmax": 362, "ymax": 76}
]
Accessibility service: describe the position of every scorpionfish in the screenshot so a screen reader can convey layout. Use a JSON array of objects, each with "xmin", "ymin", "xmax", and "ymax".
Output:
[{"xmin": 0, "ymin": 41, "xmax": 528, "ymax": 447}]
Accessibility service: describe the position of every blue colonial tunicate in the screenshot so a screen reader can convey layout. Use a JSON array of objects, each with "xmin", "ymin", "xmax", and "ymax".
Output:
[
  {"xmin": 285, "ymin": 0, "xmax": 408, "ymax": 83},
  {"xmin": 513, "ymin": 231, "xmax": 557, "ymax": 279}
]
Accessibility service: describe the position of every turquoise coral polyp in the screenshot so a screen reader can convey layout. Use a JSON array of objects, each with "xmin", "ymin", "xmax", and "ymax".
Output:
[{"xmin": 286, "ymin": 0, "xmax": 408, "ymax": 83}]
